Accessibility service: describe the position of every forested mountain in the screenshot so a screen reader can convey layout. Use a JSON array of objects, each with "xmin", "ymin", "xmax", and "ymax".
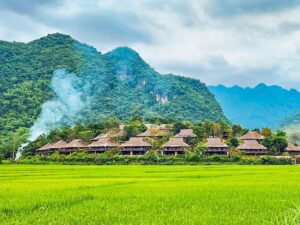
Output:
[
  {"xmin": 0, "ymin": 33, "xmax": 226, "ymax": 144},
  {"xmin": 277, "ymin": 110, "xmax": 300, "ymax": 138},
  {"xmin": 209, "ymin": 84, "xmax": 300, "ymax": 129}
]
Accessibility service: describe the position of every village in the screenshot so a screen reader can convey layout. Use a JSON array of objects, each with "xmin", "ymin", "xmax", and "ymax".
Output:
[{"xmin": 35, "ymin": 124, "xmax": 300, "ymax": 158}]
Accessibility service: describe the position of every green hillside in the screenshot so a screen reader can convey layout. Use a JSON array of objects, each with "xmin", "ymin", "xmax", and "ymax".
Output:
[
  {"xmin": 277, "ymin": 110, "xmax": 300, "ymax": 140},
  {"xmin": 0, "ymin": 33, "xmax": 226, "ymax": 146}
]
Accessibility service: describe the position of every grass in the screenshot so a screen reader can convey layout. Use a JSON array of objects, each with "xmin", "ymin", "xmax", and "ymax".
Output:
[{"xmin": 0, "ymin": 165, "xmax": 300, "ymax": 225}]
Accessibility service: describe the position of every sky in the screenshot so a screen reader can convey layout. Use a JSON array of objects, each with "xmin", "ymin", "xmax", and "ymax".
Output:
[{"xmin": 1, "ymin": 0, "xmax": 300, "ymax": 89}]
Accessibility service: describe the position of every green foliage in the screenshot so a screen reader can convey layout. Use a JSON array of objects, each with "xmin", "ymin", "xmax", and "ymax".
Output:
[
  {"xmin": 123, "ymin": 117, "xmax": 147, "ymax": 140},
  {"xmin": 261, "ymin": 131, "xmax": 288, "ymax": 154},
  {"xmin": 227, "ymin": 137, "xmax": 239, "ymax": 148},
  {"xmin": 18, "ymin": 153, "xmax": 293, "ymax": 165},
  {"xmin": 0, "ymin": 33, "xmax": 227, "ymax": 156},
  {"xmin": 231, "ymin": 124, "xmax": 243, "ymax": 137},
  {"xmin": 192, "ymin": 123, "xmax": 206, "ymax": 141},
  {"xmin": 195, "ymin": 143, "xmax": 208, "ymax": 155}
]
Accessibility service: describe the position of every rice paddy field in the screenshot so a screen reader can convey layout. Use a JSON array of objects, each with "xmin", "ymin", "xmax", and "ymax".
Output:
[{"xmin": 0, "ymin": 165, "xmax": 300, "ymax": 225}]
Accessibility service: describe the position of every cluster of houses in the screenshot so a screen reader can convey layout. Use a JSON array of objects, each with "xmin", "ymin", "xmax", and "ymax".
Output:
[{"xmin": 36, "ymin": 125, "xmax": 300, "ymax": 156}]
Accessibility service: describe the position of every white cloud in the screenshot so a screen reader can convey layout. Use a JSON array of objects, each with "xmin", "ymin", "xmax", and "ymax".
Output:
[{"xmin": 1, "ymin": 0, "xmax": 300, "ymax": 89}]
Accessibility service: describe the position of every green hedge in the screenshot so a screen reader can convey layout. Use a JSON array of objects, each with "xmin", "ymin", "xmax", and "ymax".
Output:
[{"xmin": 16, "ymin": 152, "xmax": 293, "ymax": 165}]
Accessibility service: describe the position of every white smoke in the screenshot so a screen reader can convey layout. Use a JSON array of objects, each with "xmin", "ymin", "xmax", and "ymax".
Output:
[{"xmin": 16, "ymin": 69, "xmax": 85, "ymax": 159}]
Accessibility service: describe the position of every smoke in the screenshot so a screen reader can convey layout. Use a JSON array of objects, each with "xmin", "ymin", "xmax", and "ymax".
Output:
[{"xmin": 16, "ymin": 69, "xmax": 85, "ymax": 159}]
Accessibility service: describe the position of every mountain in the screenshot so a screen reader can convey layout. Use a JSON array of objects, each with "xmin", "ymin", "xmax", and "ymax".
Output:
[
  {"xmin": 277, "ymin": 110, "xmax": 300, "ymax": 138},
  {"xmin": 0, "ymin": 33, "xmax": 226, "ymax": 138},
  {"xmin": 209, "ymin": 84, "xmax": 300, "ymax": 129}
]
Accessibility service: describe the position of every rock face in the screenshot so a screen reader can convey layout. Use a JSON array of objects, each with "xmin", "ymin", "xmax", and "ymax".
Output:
[{"xmin": 0, "ymin": 33, "xmax": 227, "ymax": 136}]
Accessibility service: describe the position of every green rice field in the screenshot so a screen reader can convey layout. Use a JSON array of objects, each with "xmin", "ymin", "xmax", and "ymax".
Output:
[{"xmin": 0, "ymin": 165, "xmax": 300, "ymax": 225}]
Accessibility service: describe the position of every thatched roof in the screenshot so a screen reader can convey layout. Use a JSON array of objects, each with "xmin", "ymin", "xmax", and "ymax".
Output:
[
  {"xmin": 237, "ymin": 140, "xmax": 267, "ymax": 150},
  {"xmin": 285, "ymin": 143, "xmax": 300, "ymax": 151},
  {"xmin": 174, "ymin": 129, "xmax": 196, "ymax": 138},
  {"xmin": 89, "ymin": 138, "xmax": 119, "ymax": 148},
  {"xmin": 121, "ymin": 137, "xmax": 152, "ymax": 147},
  {"xmin": 145, "ymin": 124, "xmax": 171, "ymax": 131},
  {"xmin": 240, "ymin": 131, "xmax": 264, "ymax": 140},
  {"xmin": 91, "ymin": 133, "xmax": 110, "ymax": 141},
  {"xmin": 137, "ymin": 128, "xmax": 168, "ymax": 137},
  {"xmin": 162, "ymin": 138, "xmax": 189, "ymax": 148},
  {"xmin": 50, "ymin": 140, "xmax": 68, "ymax": 149},
  {"xmin": 137, "ymin": 129, "xmax": 156, "ymax": 137},
  {"xmin": 37, "ymin": 143, "xmax": 53, "ymax": 151},
  {"xmin": 92, "ymin": 125, "xmax": 125, "ymax": 141},
  {"xmin": 65, "ymin": 139, "xmax": 87, "ymax": 148},
  {"xmin": 206, "ymin": 137, "xmax": 228, "ymax": 148}
]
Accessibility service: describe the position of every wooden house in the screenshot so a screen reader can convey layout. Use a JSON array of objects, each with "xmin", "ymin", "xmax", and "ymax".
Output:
[
  {"xmin": 137, "ymin": 128, "xmax": 169, "ymax": 138},
  {"xmin": 237, "ymin": 140, "xmax": 268, "ymax": 155},
  {"xmin": 285, "ymin": 143, "xmax": 300, "ymax": 155},
  {"xmin": 162, "ymin": 137, "xmax": 190, "ymax": 155},
  {"xmin": 240, "ymin": 131, "xmax": 264, "ymax": 142},
  {"xmin": 61, "ymin": 139, "xmax": 88, "ymax": 154},
  {"xmin": 205, "ymin": 137, "xmax": 228, "ymax": 155},
  {"xmin": 174, "ymin": 129, "xmax": 197, "ymax": 143},
  {"xmin": 91, "ymin": 125, "xmax": 125, "ymax": 141},
  {"xmin": 36, "ymin": 143, "xmax": 54, "ymax": 155},
  {"xmin": 36, "ymin": 140, "xmax": 68, "ymax": 155},
  {"xmin": 88, "ymin": 138, "xmax": 119, "ymax": 153},
  {"xmin": 91, "ymin": 132, "xmax": 110, "ymax": 141},
  {"xmin": 120, "ymin": 137, "xmax": 152, "ymax": 155}
]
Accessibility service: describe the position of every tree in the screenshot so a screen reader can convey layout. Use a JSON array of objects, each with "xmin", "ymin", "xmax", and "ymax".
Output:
[
  {"xmin": 261, "ymin": 127, "xmax": 272, "ymax": 137},
  {"xmin": 219, "ymin": 121, "xmax": 231, "ymax": 138},
  {"xmin": 123, "ymin": 117, "xmax": 147, "ymax": 140},
  {"xmin": 195, "ymin": 143, "xmax": 208, "ymax": 156},
  {"xmin": 275, "ymin": 130, "xmax": 286, "ymax": 137},
  {"xmin": 232, "ymin": 124, "xmax": 243, "ymax": 137},
  {"xmin": 203, "ymin": 120, "xmax": 215, "ymax": 137},
  {"xmin": 271, "ymin": 136, "xmax": 288, "ymax": 153},
  {"xmin": 262, "ymin": 134, "xmax": 288, "ymax": 154},
  {"xmin": 78, "ymin": 131, "xmax": 94, "ymax": 142},
  {"xmin": 193, "ymin": 123, "xmax": 206, "ymax": 141},
  {"xmin": 173, "ymin": 121, "xmax": 191, "ymax": 134},
  {"xmin": 228, "ymin": 137, "xmax": 239, "ymax": 148}
]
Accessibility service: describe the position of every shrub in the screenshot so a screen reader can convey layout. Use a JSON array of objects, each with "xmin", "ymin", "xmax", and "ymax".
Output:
[
  {"xmin": 0, "ymin": 153, "xmax": 3, "ymax": 163},
  {"xmin": 260, "ymin": 156, "xmax": 292, "ymax": 165}
]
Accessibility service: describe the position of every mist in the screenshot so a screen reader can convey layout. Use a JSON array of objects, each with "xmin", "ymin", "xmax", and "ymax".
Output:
[{"xmin": 16, "ymin": 69, "xmax": 85, "ymax": 159}]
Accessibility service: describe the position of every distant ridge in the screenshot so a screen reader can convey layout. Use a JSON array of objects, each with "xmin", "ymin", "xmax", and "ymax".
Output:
[{"xmin": 209, "ymin": 84, "xmax": 300, "ymax": 129}]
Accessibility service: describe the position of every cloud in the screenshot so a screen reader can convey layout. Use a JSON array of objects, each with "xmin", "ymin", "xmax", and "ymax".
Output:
[
  {"xmin": 1, "ymin": 0, "xmax": 300, "ymax": 89},
  {"xmin": 42, "ymin": 9, "xmax": 154, "ymax": 45},
  {"xmin": 0, "ymin": 0, "xmax": 61, "ymax": 14},
  {"xmin": 205, "ymin": 0, "xmax": 300, "ymax": 17}
]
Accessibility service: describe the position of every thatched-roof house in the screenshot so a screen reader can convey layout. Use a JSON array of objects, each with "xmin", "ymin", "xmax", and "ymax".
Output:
[
  {"xmin": 237, "ymin": 140, "xmax": 267, "ymax": 155},
  {"xmin": 91, "ymin": 133, "xmax": 110, "ymax": 141},
  {"xmin": 36, "ymin": 143, "xmax": 54, "ymax": 155},
  {"xmin": 88, "ymin": 138, "xmax": 119, "ymax": 153},
  {"xmin": 91, "ymin": 125, "xmax": 125, "ymax": 141},
  {"xmin": 205, "ymin": 137, "xmax": 228, "ymax": 155},
  {"xmin": 61, "ymin": 139, "xmax": 88, "ymax": 153},
  {"xmin": 285, "ymin": 143, "xmax": 300, "ymax": 155},
  {"xmin": 120, "ymin": 137, "xmax": 152, "ymax": 155},
  {"xmin": 175, "ymin": 129, "xmax": 196, "ymax": 138},
  {"xmin": 36, "ymin": 140, "xmax": 68, "ymax": 155},
  {"xmin": 162, "ymin": 138, "xmax": 190, "ymax": 155},
  {"xmin": 50, "ymin": 140, "xmax": 68, "ymax": 150},
  {"xmin": 137, "ymin": 128, "xmax": 168, "ymax": 138},
  {"xmin": 240, "ymin": 131, "xmax": 264, "ymax": 142}
]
